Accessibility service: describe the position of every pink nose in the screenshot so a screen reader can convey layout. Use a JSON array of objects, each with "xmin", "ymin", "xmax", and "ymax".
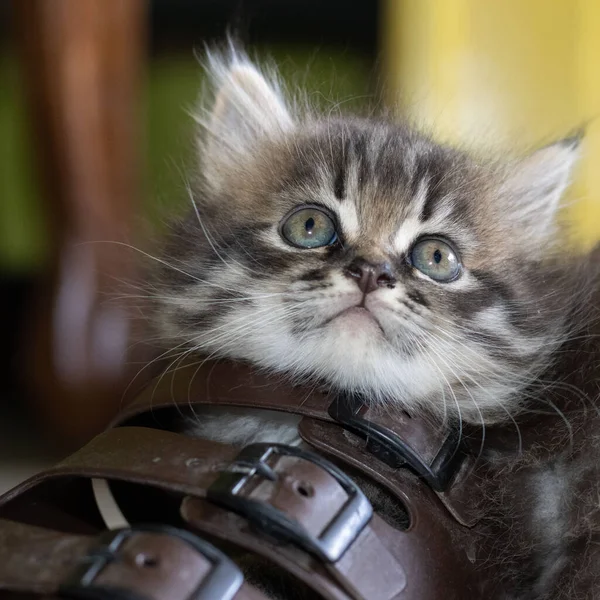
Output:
[{"xmin": 344, "ymin": 259, "xmax": 397, "ymax": 294}]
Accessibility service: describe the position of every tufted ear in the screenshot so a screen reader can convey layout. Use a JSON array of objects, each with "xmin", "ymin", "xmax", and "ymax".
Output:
[
  {"xmin": 501, "ymin": 136, "xmax": 581, "ymax": 240},
  {"xmin": 199, "ymin": 53, "xmax": 293, "ymax": 190}
]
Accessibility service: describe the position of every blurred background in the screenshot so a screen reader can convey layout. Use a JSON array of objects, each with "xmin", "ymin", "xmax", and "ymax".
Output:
[{"xmin": 1, "ymin": 0, "xmax": 599, "ymax": 492}]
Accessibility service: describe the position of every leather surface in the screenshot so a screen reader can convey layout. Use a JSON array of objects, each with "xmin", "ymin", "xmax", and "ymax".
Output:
[
  {"xmin": 0, "ymin": 358, "xmax": 492, "ymax": 599},
  {"xmin": 0, "ymin": 519, "xmax": 267, "ymax": 599},
  {"xmin": 115, "ymin": 359, "xmax": 487, "ymax": 524}
]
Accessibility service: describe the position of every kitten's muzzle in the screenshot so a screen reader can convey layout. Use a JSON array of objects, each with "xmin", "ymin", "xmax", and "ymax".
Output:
[{"xmin": 344, "ymin": 258, "xmax": 397, "ymax": 295}]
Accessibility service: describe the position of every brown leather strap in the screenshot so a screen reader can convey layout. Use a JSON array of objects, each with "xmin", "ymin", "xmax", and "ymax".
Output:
[
  {"xmin": 116, "ymin": 359, "xmax": 484, "ymax": 525},
  {"xmin": 0, "ymin": 519, "xmax": 267, "ymax": 600},
  {"xmin": 2, "ymin": 427, "xmax": 479, "ymax": 599},
  {"xmin": 2, "ymin": 427, "xmax": 237, "ymax": 503},
  {"xmin": 182, "ymin": 499, "xmax": 403, "ymax": 600},
  {"xmin": 183, "ymin": 497, "xmax": 479, "ymax": 600},
  {"xmin": 299, "ymin": 418, "xmax": 483, "ymax": 526},
  {"xmin": 0, "ymin": 519, "xmax": 94, "ymax": 595},
  {"xmin": 4, "ymin": 428, "xmax": 402, "ymax": 598},
  {"xmin": 0, "ymin": 359, "xmax": 491, "ymax": 599},
  {"xmin": 116, "ymin": 359, "xmax": 330, "ymax": 424}
]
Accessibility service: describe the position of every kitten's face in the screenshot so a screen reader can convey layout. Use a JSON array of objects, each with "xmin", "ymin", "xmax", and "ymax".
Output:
[{"xmin": 153, "ymin": 55, "xmax": 578, "ymax": 424}]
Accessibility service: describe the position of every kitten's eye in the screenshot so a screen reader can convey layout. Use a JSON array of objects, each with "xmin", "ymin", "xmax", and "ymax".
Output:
[
  {"xmin": 280, "ymin": 206, "xmax": 338, "ymax": 249},
  {"xmin": 410, "ymin": 238, "xmax": 461, "ymax": 282}
]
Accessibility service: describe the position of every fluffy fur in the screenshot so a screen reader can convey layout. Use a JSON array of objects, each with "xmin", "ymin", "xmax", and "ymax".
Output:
[
  {"xmin": 140, "ymin": 48, "xmax": 600, "ymax": 599},
  {"xmin": 152, "ymin": 48, "xmax": 582, "ymax": 425}
]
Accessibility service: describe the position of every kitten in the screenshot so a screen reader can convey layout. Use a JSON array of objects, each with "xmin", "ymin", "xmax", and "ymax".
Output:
[{"xmin": 144, "ymin": 48, "xmax": 600, "ymax": 599}]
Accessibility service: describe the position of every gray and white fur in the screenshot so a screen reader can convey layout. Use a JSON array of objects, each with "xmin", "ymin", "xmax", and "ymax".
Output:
[{"xmin": 141, "ymin": 47, "xmax": 600, "ymax": 599}]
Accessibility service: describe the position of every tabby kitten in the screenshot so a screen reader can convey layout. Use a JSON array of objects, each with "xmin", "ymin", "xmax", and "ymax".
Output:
[{"xmin": 146, "ymin": 49, "xmax": 600, "ymax": 599}]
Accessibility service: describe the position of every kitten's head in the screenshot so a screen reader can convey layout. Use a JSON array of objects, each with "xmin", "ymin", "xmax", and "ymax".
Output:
[{"xmin": 153, "ymin": 50, "xmax": 581, "ymax": 424}]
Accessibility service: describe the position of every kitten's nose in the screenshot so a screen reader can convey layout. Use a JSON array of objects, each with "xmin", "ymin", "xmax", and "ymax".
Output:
[{"xmin": 344, "ymin": 259, "xmax": 396, "ymax": 294}]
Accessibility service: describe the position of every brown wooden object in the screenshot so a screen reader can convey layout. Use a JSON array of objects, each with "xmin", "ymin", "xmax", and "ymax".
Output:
[{"xmin": 13, "ymin": 0, "xmax": 147, "ymax": 448}]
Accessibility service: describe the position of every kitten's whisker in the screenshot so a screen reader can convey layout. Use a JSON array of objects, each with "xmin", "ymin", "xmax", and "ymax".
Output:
[
  {"xmin": 189, "ymin": 304, "xmax": 295, "ymax": 347},
  {"xmin": 539, "ymin": 397, "xmax": 575, "ymax": 449},
  {"xmin": 81, "ymin": 240, "xmax": 204, "ymax": 283},
  {"xmin": 114, "ymin": 291, "xmax": 289, "ymax": 305},
  {"xmin": 121, "ymin": 336, "xmax": 198, "ymax": 406},
  {"xmin": 231, "ymin": 231, "xmax": 273, "ymax": 272},
  {"xmin": 431, "ymin": 318, "xmax": 597, "ymax": 422},
  {"xmin": 84, "ymin": 240, "xmax": 256, "ymax": 295},
  {"xmin": 420, "ymin": 332, "xmax": 486, "ymax": 461},
  {"xmin": 184, "ymin": 308, "xmax": 305, "ymax": 411},
  {"xmin": 421, "ymin": 329, "xmax": 523, "ymax": 455},
  {"xmin": 411, "ymin": 334, "xmax": 464, "ymax": 451},
  {"xmin": 190, "ymin": 305, "xmax": 303, "ymax": 356},
  {"xmin": 409, "ymin": 334, "xmax": 449, "ymax": 424},
  {"xmin": 184, "ymin": 182, "xmax": 266, "ymax": 279},
  {"xmin": 148, "ymin": 345, "xmax": 202, "ymax": 423}
]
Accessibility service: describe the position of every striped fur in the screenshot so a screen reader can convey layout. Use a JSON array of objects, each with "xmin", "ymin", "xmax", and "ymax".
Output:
[
  {"xmin": 139, "ymin": 49, "xmax": 600, "ymax": 600},
  {"xmin": 150, "ymin": 49, "xmax": 583, "ymax": 427}
]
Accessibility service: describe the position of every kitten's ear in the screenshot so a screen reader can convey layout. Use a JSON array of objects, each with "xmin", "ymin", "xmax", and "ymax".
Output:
[
  {"xmin": 502, "ymin": 135, "xmax": 581, "ymax": 239},
  {"xmin": 200, "ymin": 53, "xmax": 293, "ymax": 187}
]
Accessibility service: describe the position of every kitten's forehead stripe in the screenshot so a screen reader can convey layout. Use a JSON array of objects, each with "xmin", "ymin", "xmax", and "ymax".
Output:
[
  {"xmin": 151, "ymin": 57, "xmax": 590, "ymax": 437},
  {"xmin": 334, "ymin": 165, "xmax": 345, "ymax": 200},
  {"xmin": 417, "ymin": 158, "xmax": 451, "ymax": 223},
  {"xmin": 407, "ymin": 178, "xmax": 430, "ymax": 223},
  {"xmin": 333, "ymin": 134, "xmax": 350, "ymax": 201},
  {"xmin": 352, "ymin": 132, "xmax": 370, "ymax": 191}
]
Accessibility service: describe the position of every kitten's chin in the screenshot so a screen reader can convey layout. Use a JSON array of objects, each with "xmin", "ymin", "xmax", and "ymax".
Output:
[{"xmin": 327, "ymin": 306, "xmax": 384, "ymax": 336}]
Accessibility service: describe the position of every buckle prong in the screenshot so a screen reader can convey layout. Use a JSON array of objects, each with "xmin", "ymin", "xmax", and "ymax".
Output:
[
  {"xmin": 207, "ymin": 443, "xmax": 373, "ymax": 563},
  {"xmin": 229, "ymin": 459, "xmax": 278, "ymax": 482}
]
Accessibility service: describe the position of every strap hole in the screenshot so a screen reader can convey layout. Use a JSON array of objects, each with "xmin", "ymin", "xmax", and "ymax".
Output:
[
  {"xmin": 294, "ymin": 481, "xmax": 314, "ymax": 498},
  {"xmin": 136, "ymin": 553, "xmax": 159, "ymax": 568}
]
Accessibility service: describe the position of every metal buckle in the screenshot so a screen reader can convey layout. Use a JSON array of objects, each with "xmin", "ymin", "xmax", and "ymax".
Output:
[
  {"xmin": 328, "ymin": 394, "xmax": 465, "ymax": 492},
  {"xmin": 207, "ymin": 443, "xmax": 373, "ymax": 563},
  {"xmin": 60, "ymin": 524, "xmax": 244, "ymax": 600}
]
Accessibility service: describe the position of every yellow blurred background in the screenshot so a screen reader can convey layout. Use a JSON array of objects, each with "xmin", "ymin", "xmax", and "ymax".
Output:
[
  {"xmin": 382, "ymin": 0, "xmax": 600, "ymax": 247},
  {"xmin": 0, "ymin": 0, "xmax": 598, "ymax": 488}
]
